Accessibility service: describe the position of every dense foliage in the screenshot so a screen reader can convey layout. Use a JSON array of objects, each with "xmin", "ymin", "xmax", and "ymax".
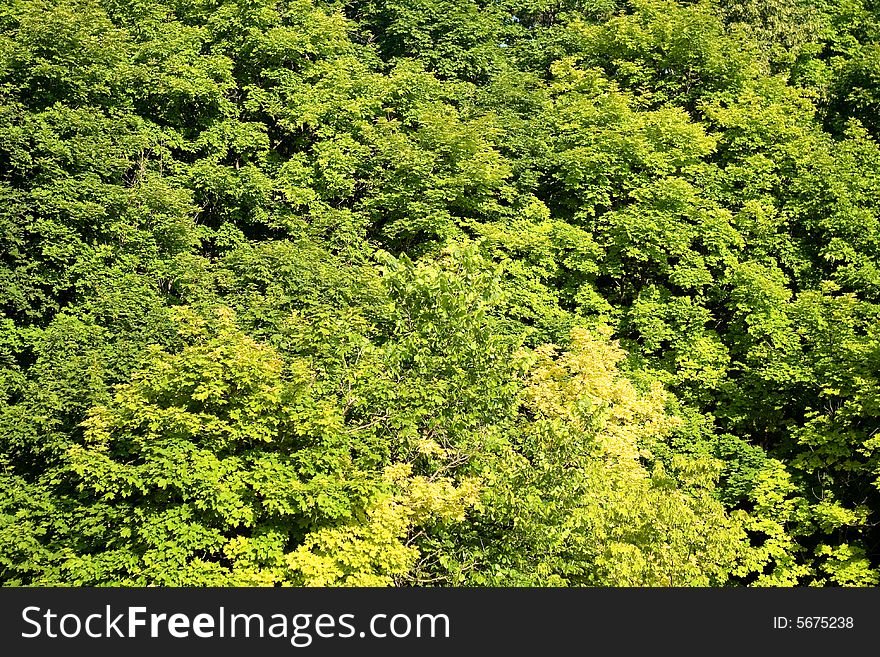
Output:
[{"xmin": 1, "ymin": 0, "xmax": 880, "ymax": 586}]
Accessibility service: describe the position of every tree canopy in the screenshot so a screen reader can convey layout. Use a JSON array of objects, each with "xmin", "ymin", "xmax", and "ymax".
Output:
[{"xmin": 2, "ymin": 0, "xmax": 880, "ymax": 586}]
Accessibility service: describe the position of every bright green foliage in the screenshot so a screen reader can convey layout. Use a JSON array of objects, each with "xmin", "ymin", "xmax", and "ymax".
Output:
[
  {"xmin": 13, "ymin": 306, "xmax": 483, "ymax": 585},
  {"xmin": 420, "ymin": 328, "xmax": 751, "ymax": 586},
  {"xmin": 47, "ymin": 309, "xmax": 386, "ymax": 584},
  {"xmin": 287, "ymin": 463, "xmax": 481, "ymax": 586},
  {"xmin": 3, "ymin": 0, "xmax": 880, "ymax": 586}
]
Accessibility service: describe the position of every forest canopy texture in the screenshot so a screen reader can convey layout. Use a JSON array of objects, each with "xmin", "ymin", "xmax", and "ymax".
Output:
[{"xmin": 1, "ymin": 0, "xmax": 880, "ymax": 586}]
